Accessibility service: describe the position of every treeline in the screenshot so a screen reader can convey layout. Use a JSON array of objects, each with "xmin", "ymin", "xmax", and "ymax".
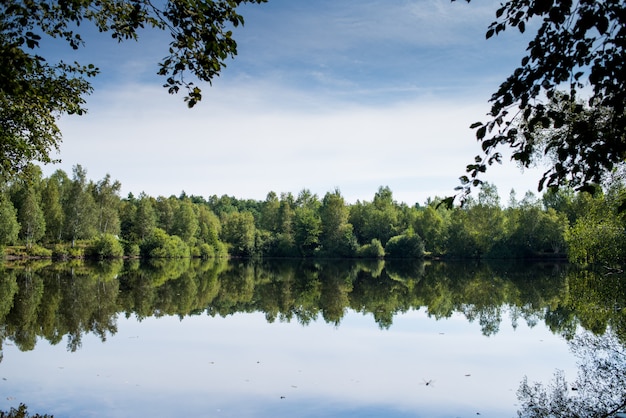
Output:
[{"xmin": 1, "ymin": 164, "xmax": 625, "ymax": 266}]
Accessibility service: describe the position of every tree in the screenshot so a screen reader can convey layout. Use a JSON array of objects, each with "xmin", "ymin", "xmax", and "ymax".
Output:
[
  {"xmin": 384, "ymin": 230, "xmax": 425, "ymax": 259},
  {"xmin": 4, "ymin": 165, "xmax": 46, "ymax": 246},
  {"xmin": 40, "ymin": 176, "xmax": 64, "ymax": 242},
  {"xmin": 92, "ymin": 174, "xmax": 121, "ymax": 236},
  {"xmin": 62, "ymin": 165, "xmax": 97, "ymax": 245},
  {"xmin": 0, "ymin": 0, "xmax": 267, "ymax": 176},
  {"xmin": 17, "ymin": 187, "xmax": 45, "ymax": 246},
  {"xmin": 221, "ymin": 211, "xmax": 256, "ymax": 257},
  {"xmin": 171, "ymin": 198, "xmax": 199, "ymax": 243},
  {"xmin": 455, "ymin": 0, "xmax": 626, "ymax": 202},
  {"xmin": 349, "ymin": 186, "xmax": 400, "ymax": 247},
  {"xmin": 132, "ymin": 193, "xmax": 157, "ymax": 242},
  {"xmin": 293, "ymin": 189, "xmax": 322, "ymax": 257},
  {"xmin": 413, "ymin": 203, "xmax": 449, "ymax": 255},
  {"xmin": 0, "ymin": 193, "xmax": 19, "ymax": 247},
  {"xmin": 517, "ymin": 330, "xmax": 626, "ymax": 418},
  {"xmin": 319, "ymin": 189, "xmax": 357, "ymax": 257},
  {"xmin": 565, "ymin": 193, "xmax": 626, "ymax": 267}
]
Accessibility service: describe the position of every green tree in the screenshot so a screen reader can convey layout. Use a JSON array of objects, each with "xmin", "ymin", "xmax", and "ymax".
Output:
[
  {"xmin": 413, "ymin": 203, "xmax": 449, "ymax": 255},
  {"xmin": 140, "ymin": 227, "xmax": 189, "ymax": 258},
  {"xmin": 221, "ymin": 211, "xmax": 256, "ymax": 257},
  {"xmin": 566, "ymin": 213, "xmax": 625, "ymax": 267},
  {"xmin": 462, "ymin": 183, "xmax": 506, "ymax": 257},
  {"xmin": 457, "ymin": 1, "xmax": 626, "ymax": 200},
  {"xmin": 384, "ymin": 230, "xmax": 425, "ymax": 259},
  {"xmin": 86, "ymin": 233, "xmax": 124, "ymax": 259},
  {"xmin": 155, "ymin": 196, "xmax": 176, "ymax": 234},
  {"xmin": 0, "ymin": 0, "xmax": 267, "ymax": 176},
  {"xmin": 260, "ymin": 191, "xmax": 280, "ymax": 233},
  {"xmin": 350, "ymin": 186, "xmax": 400, "ymax": 247},
  {"xmin": 5, "ymin": 165, "xmax": 45, "ymax": 246},
  {"xmin": 293, "ymin": 189, "xmax": 322, "ymax": 257},
  {"xmin": 17, "ymin": 187, "xmax": 45, "ymax": 246},
  {"xmin": 195, "ymin": 204, "xmax": 221, "ymax": 247},
  {"xmin": 319, "ymin": 189, "xmax": 357, "ymax": 257},
  {"xmin": 563, "ymin": 184, "xmax": 626, "ymax": 267},
  {"xmin": 171, "ymin": 198, "xmax": 199, "ymax": 243},
  {"xmin": 62, "ymin": 165, "xmax": 97, "ymax": 245},
  {"xmin": 40, "ymin": 176, "xmax": 64, "ymax": 242},
  {"xmin": 132, "ymin": 193, "xmax": 157, "ymax": 242},
  {"xmin": 92, "ymin": 174, "xmax": 121, "ymax": 235},
  {"xmin": 0, "ymin": 193, "xmax": 19, "ymax": 247}
]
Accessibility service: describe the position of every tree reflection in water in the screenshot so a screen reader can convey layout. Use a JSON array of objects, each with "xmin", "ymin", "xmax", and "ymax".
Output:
[
  {"xmin": 517, "ymin": 330, "xmax": 626, "ymax": 417},
  {"xmin": 0, "ymin": 258, "xmax": 625, "ymax": 416}
]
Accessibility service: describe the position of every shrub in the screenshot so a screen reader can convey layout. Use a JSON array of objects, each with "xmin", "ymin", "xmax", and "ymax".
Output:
[
  {"xmin": 26, "ymin": 245, "xmax": 53, "ymax": 258},
  {"xmin": 357, "ymin": 239, "xmax": 385, "ymax": 258},
  {"xmin": 86, "ymin": 234, "xmax": 124, "ymax": 259},
  {"xmin": 123, "ymin": 241, "xmax": 140, "ymax": 258},
  {"xmin": 385, "ymin": 232, "xmax": 425, "ymax": 259},
  {"xmin": 140, "ymin": 228, "xmax": 190, "ymax": 258},
  {"xmin": 214, "ymin": 242, "xmax": 228, "ymax": 258},
  {"xmin": 51, "ymin": 244, "xmax": 69, "ymax": 260},
  {"xmin": 198, "ymin": 243, "xmax": 214, "ymax": 259}
]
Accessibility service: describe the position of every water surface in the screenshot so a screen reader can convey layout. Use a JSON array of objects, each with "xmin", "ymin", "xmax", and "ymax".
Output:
[{"xmin": 0, "ymin": 259, "xmax": 623, "ymax": 417}]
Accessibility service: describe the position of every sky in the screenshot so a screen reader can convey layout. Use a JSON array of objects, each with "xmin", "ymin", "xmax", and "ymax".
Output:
[{"xmin": 42, "ymin": 0, "xmax": 548, "ymax": 205}]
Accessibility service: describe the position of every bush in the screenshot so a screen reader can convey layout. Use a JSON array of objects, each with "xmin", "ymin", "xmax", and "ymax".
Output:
[
  {"xmin": 123, "ymin": 241, "xmax": 140, "ymax": 258},
  {"xmin": 51, "ymin": 244, "xmax": 69, "ymax": 260},
  {"xmin": 385, "ymin": 233, "xmax": 425, "ymax": 259},
  {"xmin": 26, "ymin": 245, "xmax": 53, "ymax": 258},
  {"xmin": 140, "ymin": 228, "xmax": 190, "ymax": 258},
  {"xmin": 68, "ymin": 246, "xmax": 84, "ymax": 259},
  {"xmin": 356, "ymin": 239, "xmax": 385, "ymax": 258},
  {"xmin": 86, "ymin": 234, "xmax": 124, "ymax": 259},
  {"xmin": 214, "ymin": 242, "xmax": 228, "ymax": 258},
  {"xmin": 198, "ymin": 243, "xmax": 214, "ymax": 259}
]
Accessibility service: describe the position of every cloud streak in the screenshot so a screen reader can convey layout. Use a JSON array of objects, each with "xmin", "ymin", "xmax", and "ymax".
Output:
[{"xmin": 41, "ymin": 0, "xmax": 544, "ymax": 205}]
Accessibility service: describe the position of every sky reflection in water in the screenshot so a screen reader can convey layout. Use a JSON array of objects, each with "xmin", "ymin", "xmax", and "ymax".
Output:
[{"xmin": 0, "ymin": 308, "xmax": 575, "ymax": 418}]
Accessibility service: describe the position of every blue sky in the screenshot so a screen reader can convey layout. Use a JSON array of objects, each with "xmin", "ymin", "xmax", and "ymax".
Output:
[{"xmin": 44, "ymin": 0, "xmax": 546, "ymax": 205}]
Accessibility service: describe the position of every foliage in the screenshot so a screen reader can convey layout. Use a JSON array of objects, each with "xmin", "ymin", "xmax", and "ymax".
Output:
[
  {"xmin": 356, "ymin": 239, "xmax": 385, "ymax": 259},
  {"xmin": 0, "ymin": 194, "xmax": 19, "ymax": 247},
  {"xmin": 3, "ymin": 258, "xmax": 615, "ymax": 349},
  {"xmin": 517, "ymin": 330, "xmax": 626, "ymax": 418},
  {"xmin": 565, "ymin": 189, "xmax": 626, "ymax": 267},
  {"xmin": 0, "ymin": 403, "xmax": 53, "ymax": 418},
  {"xmin": 0, "ymin": 0, "xmax": 267, "ymax": 176},
  {"xmin": 63, "ymin": 165, "xmax": 97, "ymax": 245},
  {"xmin": 456, "ymin": 0, "xmax": 626, "ymax": 201},
  {"xmin": 26, "ymin": 244, "xmax": 52, "ymax": 258},
  {"xmin": 221, "ymin": 211, "xmax": 256, "ymax": 257},
  {"xmin": 384, "ymin": 231, "xmax": 425, "ymax": 259},
  {"xmin": 85, "ymin": 234, "xmax": 124, "ymax": 259},
  {"xmin": 566, "ymin": 216, "xmax": 626, "ymax": 267},
  {"xmin": 2, "ymin": 166, "xmax": 626, "ymax": 264},
  {"xmin": 140, "ymin": 228, "xmax": 189, "ymax": 258},
  {"xmin": 319, "ymin": 189, "xmax": 358, "ymax": 257}
]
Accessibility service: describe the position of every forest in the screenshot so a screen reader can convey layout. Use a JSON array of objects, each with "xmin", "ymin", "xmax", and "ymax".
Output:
[{"xmin": 1, "ymin": 164, "xmax": 625, "ymax": 267}]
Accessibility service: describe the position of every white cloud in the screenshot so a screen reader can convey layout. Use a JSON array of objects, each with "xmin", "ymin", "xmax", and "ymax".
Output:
[
  {"xmin": 47, "ymin": 79, "xmax": 543, "ymax": 205},
  {"xmin": 39, "ymin": 0, "xmax": 544, "ymax": 206}
]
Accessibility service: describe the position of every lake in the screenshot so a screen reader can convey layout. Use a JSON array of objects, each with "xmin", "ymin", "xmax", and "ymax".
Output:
[{"xmin": 0, "ymin": 258, "xmax": 624, "ymax": 417}]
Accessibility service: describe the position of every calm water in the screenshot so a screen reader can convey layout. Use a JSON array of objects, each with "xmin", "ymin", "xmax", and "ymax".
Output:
[{"xmin": 0, "ymin": 259, "xmax": 624, "ymax": 417}]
